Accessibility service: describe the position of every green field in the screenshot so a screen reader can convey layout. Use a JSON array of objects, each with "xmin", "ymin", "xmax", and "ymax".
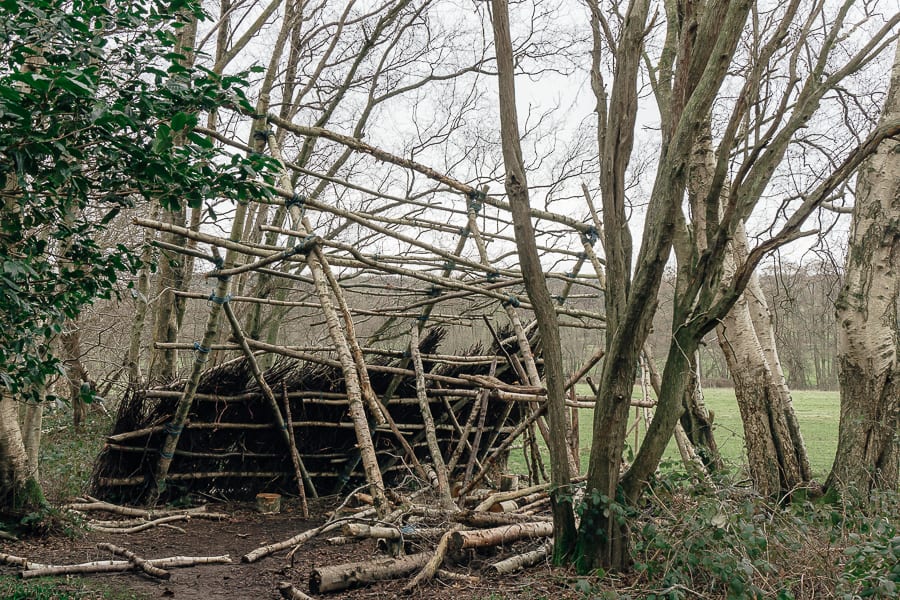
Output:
[{"xmin": 508, "ymin": 387, "xmax": 840, "ymax": 481}]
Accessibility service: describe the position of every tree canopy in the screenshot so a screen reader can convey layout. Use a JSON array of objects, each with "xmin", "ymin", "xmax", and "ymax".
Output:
[{"xmin": 0, "ymin": 0, "xmax": 270, "ymax": 404}]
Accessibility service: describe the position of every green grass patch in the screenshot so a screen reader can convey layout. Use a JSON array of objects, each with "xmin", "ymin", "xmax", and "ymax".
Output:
[
  {"xmin": 507, "ymin": 387, "xmax": 839, "ymax": 481},
  {"xmin": 38, "ymin": 406, "xmax": 115, "ymax": 503},
  {"xmin": 0, "ymin": 576, "xmax": 151, "ymax": 600}
]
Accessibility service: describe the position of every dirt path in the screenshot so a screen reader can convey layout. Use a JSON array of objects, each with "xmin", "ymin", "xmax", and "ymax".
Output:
[{"xmin": 1, "ymin": 500, "xmax": 583, "ymax": 599}]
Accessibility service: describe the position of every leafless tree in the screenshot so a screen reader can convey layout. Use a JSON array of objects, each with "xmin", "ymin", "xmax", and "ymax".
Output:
[{"xmin": 576, "ymin": 0, "xmax": 899, "ymax": 570}]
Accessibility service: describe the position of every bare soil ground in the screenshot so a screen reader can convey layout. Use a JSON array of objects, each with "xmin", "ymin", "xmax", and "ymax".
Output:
[{"xmin": 1, "ymin": 498, "xmax": 588, "ymax": 600}]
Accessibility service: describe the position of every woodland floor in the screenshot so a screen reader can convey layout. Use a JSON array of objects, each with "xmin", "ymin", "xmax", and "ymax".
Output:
[
  {"xmin": 1, "ymin": 498, "xmax": 596, "ymax": 600},
  {"xmin": 1, "ymin": 390, "xmax": 871, "ymax": 599}
]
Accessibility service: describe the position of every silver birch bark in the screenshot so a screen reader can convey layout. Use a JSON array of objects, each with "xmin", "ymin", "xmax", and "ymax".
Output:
[
  {"xmin": 718, "ymin": 228, "xmax": 812, "ymax": 496},
  {"xmin": 0, "ymin": 394, "xmax": 43, "ymax": 511},
  {"xmin": 148, "ymin": 13, "xmax": 198, "ymax": 382},
  {"xmin": 21, "ymin": 396, "xmax": 42, "ymax": 481},
  {"xmin": 826, "ymin": 40, "xmax": 900, "ymax": 499}
]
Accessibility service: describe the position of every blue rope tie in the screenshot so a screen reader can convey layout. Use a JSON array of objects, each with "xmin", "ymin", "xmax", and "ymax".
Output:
[
  {"xmin": 416, "ymin": 314, "xmax": 430, "ymax": 322},
  {"xmin": 208, "ymin": 292, "xmax": 232, "ymax": 305},
  {"xmin": 286, "ymin": 193, "xmax": 306, "ymax": 211},
  {"xmin": 443, "ymin": 260, "xmax": 456, "ymax": 271},
  {"xmin": 193, "ymin": 341, "xmax": 211, "ymax": 354},
  {"xmin": 159, "ymin": 449, "xmax": 174, "ymax": 459},
  {"xmin": 426, "ymin": 285, "xmax": 442, "ymax": 298},
  {"xmin": 581, "ymin": 225, "xmax": 600, "ymax": 245},
  {"xmin": 459, "ymin": 227, "xmax": 470, "ymax": 238},
  {"xmin": 163, "ymin": 422, "xmax": 183, "ymax": 436},
  {"xmin": 486, "ymin": 271, "xmax": 500, "ymax": 282},
  {"xmin": 287, "ymin": 234, "xmax": 317, "ymax": 256},
  {"xmin": 252, "ymin": 128, "xmax": 272, "ymax": 141},
  {"xmin": 467, "ymin": 190, "xmax": 485, "ymax": 213},
  {"xmin": 502, "ymin": 295, "xmax": 520, "ymax": 308}
]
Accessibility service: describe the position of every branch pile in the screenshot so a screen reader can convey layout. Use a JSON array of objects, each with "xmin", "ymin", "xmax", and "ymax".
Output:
[
  {"xmin": 244, "ymin": 481, "xmax": 583, "ymax": 596},
  {"xmin": 63, "ymin": 496, "xmax": 229, "ymax": 534}
]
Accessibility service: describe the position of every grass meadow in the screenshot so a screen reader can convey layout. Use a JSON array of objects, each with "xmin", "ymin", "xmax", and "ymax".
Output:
[{"xmin": 508, "ymin": 387, "xmax": 840, "ymax": 480}]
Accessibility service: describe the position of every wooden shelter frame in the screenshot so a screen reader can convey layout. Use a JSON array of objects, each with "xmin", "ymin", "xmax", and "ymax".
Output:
[{"xmin": 120, "ymin": 111, "xmax": 690, "ymax": 514}]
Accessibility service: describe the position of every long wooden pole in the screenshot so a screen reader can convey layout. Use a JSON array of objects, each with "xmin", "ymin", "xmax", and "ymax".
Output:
[
  {"xmin": 220, "ymin": 299, "xmax": 312, "ymax": 516},
  {"xmin": 266, "ymin": 131, "xmax": 389, "ymax": 515},
  {"xmin": 409, "ymin": 325, "xmax": 453, "ymax": 507}
]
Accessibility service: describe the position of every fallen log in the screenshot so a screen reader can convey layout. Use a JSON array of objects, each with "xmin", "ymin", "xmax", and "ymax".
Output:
[
  {"xmin": 452, "ymin": 510, "xmax": 538, "ymax": 528},
  {"xmin": 340, "ymin": 523, "xmax": 400, "ymax": 540},
  {"xmin": 436, "ymin": 569, "xmax": 480, "ymax": 583},
  {"xmin": 278, "ymin": 581, "xmax": 315, "ymax": 600},
  {"xmin": 474, "ymin": 482, "xmax": 551, "ymax": 512},
  {"xmin": 448, "ymin": 522, "xmax": 553, "ymax": 551},
  {"xmin": 20, "ymin": 561, "xmax": 159, "ymax": 578},
  {"xmin": 0, "ymin": 553, "xmax": 48, "ymax": 570},
  {"xmin": 488, "ymin": 541, "xmax": 551, "ymax": 574},
  {"xmin": 474, "ymin": 476, "xmax": 585, "ymax": 512},
  {"xmin": 19, "ymin": 554, "xmax": 232, "ymax": 579},
  {"xmin": 243, "ymin": 510, "xmax": 376, "ymax": 563},
  {"xmin": 489, "ymin": 500, "xmax": 519, "ymax": 513},
  {"xmin": 340, "ymin": 523, "xmax": 445, "ymax": 542},
  {"xmin": 520, "ymin": 497, "xmax": 551, "ymax": 514},
  {"xmin": 309, "ymin": 552, "xmax": 430, "ymax": 594},
  {"xmin": 151, "ymin": 555, "xmax": 233, "ymax": 567},
  {"xmin": 96, "ymin": 543, "xmax": 169, "ymax": 580},
  {"xmin": 401, "ymin": 528, "xmax": 459, "ymax": 592},
  {"xmin": 63, "ymin": 501, "xmax": 211, "ymax": 519},
  {"xmin": 512, "ymin": 491, "xmax": 547, "ymax": 507},
  {"xmin": 87, "ymin": 513, "xmax": 229, "ymax": 534},
  {"xmin": 325, "ymin": 535, "xmax": 355, "ymax": 545}
]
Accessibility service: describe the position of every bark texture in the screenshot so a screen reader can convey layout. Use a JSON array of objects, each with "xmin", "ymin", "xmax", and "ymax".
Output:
[
  {"xmin": 21, "ymin": 398, "xmax": 42, "ymax": 480},
  {"xmin": 826, "ymin": 40, "xmax": 900, "ymax": 498},
  {"xmin": 148, "ymin": 14, "xmax": 198, "ymax": 382},
  {"xmin": 718, "ymin": 295, "xmax": 804, "ymax": 497},
  {"xmin": 717, "ymin": 225, "xmax": 812, "ymax": 497},
  {"xmin": 490, "ymin": 0, "xmax": 576, "ymax": 563},
  {"xmin": 0, "ymin": 394, "xmax": 44, "ymax": 513},
  {"xmin": 61, "ymin": 323, "xmax": 89, "ymax": 429}
]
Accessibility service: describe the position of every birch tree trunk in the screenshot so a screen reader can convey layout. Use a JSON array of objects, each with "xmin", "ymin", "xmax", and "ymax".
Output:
[
  {"xmin": 718, "ymin": 294, "xmax": 800, "ymax": 497},
  {"xmin": 21, "ymin": 398, "xmax": 42, "ymax": 481},
  {"xmin": 743, "ymin": 269, "xmax": 812, "ymax": 483},
  {"xmin": 61, "ymin": 321, "xmax": 89, "ymax": 430},
  {"xmin": 0, "ymin": 394, "xmax": 44, "ymax": 513},
  {"xmin": 148, "ymin": 204, "xmax": 187, "ymax": 382},
  {"xmin": 148, "ymin": 14, "xmax": 198, "ymax": 382},
  {"xmin": 826, "ymin": 40, "xmax": 900, "ymax": 499},
  {"xmin": 717, "ymin": 224, "xmax": 812, "ymax": 497},
  {"xmin": 126, "ymin": 203, "xmax": 158, "ymax": 384}
]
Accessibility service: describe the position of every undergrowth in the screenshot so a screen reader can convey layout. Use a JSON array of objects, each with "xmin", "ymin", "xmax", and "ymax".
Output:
[
  {"xmin": 0, "ymin": 576, "xmax": 151, "ymax": 600},
  {"xmin": 599, "ymin": 463, "xmax": 900, "ymax": 599},
  {"xmin": 39, "ymin": 405, "xmax": 115, "ymax": 503}
]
